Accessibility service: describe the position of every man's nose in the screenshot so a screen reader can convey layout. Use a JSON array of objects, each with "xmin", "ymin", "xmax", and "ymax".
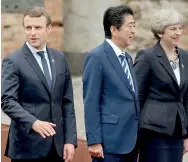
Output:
[
  {"xmin": 132, "ymin": 26, "xmax": 136, "ymax": 35},
  {"xmin": 30, "ymin": 28, "xmax": 36, "ymax": 35}
]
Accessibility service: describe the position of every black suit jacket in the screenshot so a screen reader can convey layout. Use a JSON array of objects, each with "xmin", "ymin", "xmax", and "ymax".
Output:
[
  {"xmin": 134, "ymin": 41, "xmax": 188, "ymax": 136},
  {"xmin": 1, "ymin": 43, "xmax": 77, "ymax": 159}
]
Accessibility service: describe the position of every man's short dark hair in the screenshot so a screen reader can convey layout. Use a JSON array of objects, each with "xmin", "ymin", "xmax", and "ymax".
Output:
[
  {"xmin": 23, "ymin": 6, "xmax": 51, "ymax": 26},
  {"xmin": 103, "ymin": 5, "xmax": 134, "ymax": 39}
]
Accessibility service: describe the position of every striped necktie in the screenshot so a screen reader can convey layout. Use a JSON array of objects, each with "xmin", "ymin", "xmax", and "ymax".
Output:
[{"xmin": 119, "ymin": 54, "xmax": 134, "ymax": 92}]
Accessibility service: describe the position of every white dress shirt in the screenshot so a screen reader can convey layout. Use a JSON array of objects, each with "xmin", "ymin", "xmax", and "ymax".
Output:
[
  {"xmin": 106, "ymin": 39, "xmax": 135, "ymax": 92},
  {"xmin": 171, "ymin": 60, "xmax": 180, "ymax": 86},
  {"xmin": 26, "ymin": 42, "xmax": 52, "ymax": 80}
]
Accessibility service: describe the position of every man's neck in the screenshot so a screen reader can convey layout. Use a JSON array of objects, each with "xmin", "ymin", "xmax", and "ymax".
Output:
[
  {"xmin": 110, "ymin": 38, "xmax": 125, "ymax": 52},
  {"xmin": 26, "ymin": 42, "xmax": 46, "ymax": 51}
]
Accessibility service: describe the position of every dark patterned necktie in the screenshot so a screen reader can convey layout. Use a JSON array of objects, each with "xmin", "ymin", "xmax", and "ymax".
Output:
[{"xmin": 37, "ymin": 51, "xmax": 52, "ymax": 90}]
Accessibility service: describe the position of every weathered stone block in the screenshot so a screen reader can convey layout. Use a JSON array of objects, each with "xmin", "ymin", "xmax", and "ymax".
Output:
[{"xmin": 1, "ymin": 0, "xmax": 44, "ymax": 13}]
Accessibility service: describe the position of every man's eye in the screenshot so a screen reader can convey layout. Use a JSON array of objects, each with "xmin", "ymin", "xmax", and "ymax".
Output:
[{"xmin": 26, "ymin": 27, "xmax": 31, "ymax": 30}]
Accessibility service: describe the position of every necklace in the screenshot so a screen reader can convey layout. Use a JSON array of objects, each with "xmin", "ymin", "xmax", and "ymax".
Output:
[
  {"xmin": 169, "ymin": 57, "xmax": 179, "ymax": 70},
  {"xmin": 167, "ymin": 49, "xmax": 179, "ymax": 70}
]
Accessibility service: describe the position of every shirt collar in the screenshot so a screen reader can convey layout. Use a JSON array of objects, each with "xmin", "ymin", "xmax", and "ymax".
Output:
[
  {"xmin": 106, "ymin": 39, "xmax": 126, "ymax": 57},
  {"xmin": 26, "ymin": 42, "xmax": 47, "ymax": 54}
]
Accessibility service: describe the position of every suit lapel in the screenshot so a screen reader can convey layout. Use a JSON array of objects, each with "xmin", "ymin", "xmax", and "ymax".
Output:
[
  {"xmin": 104, "ymin": 41, "xmax": 135, "ymax": 97},
  {"xmin": 178, "ymin": 50, "xmax": 185, "ymax": 89},
  {"xmin": 156, "ymin": 42, "xmax": 179, "ymax": 87},
  {"xmin": 23, "ymin": 43, "xmax": 51, "ymax": 94},
  {"xmin": 47, "ymin": 48, "xmax": 56, "ymax": 93}
]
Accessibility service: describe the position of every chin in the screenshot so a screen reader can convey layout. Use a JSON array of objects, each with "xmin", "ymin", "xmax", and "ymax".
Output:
[
  {"xmin": 30, "ymin": 43, "xmax": 40, "ymax": 49},
  {"xmin": 171, "ymin": 40, "xmax": 180, "ymax": 45},
  {"xmin": 125, "ymin": 42, "xmax": 131, "ymax": 47},
  {"xmin": 172, "ymin": 42, "xmax": 179, "ymax": 47}
]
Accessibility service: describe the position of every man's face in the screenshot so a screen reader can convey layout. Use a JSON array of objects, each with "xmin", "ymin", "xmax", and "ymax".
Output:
[
  {"xmin": 112, "ymin": 14, "xmax": 136, "ymax": 49},
  {"xmin": 23, "ymin": 15, "xmax": 51, "ymax": 50}
]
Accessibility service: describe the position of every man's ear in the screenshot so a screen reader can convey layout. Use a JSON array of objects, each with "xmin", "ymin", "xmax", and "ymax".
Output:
[
  {"xmin": 110, "ymin": 25, "xmax": 117, "ymax": 37},
  {"xmin": 47, "ymin": 24, "xmax": 52, "ymax": 34}
]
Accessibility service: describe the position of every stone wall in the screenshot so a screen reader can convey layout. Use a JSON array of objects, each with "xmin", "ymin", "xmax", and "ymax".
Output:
[{"xmin": 2, "ymin": 0, "xmax": 188, "ymax": 73}]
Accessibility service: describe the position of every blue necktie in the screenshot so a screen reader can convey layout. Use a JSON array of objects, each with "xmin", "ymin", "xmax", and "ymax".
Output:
[
  {"xmin": 119, "ymin": 54, "xmax": 134, "ymax": 92},
  {"xmin": 37, "ymin": 51, "xmax": 52, "ymax": 90}
]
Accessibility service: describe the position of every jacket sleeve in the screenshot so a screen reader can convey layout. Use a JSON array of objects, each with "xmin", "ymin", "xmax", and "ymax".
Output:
[
  {"xmin": 183, "ymin": 51, "xmax": 188, "ymax": 137},
  {"xmin": 1, "ymin": 57, "xmax": 37, "ymax": 134},
  {"xmin": 134, "ymin": 50, "xmax": 151, "ymax": 109},
  {"xmin": 62, "ymin": 57, "xmax": 77, "ymax": 147},
  {"xmin": 184, "ymin": 87, "xmax": 188, "ymax": 135},
  {"xmin": 82, "ymin": 53, "xmax": 103, "ymax": 146}
]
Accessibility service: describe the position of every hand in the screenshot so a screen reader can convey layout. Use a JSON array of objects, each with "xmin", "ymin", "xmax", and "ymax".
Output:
[
  {"xmin": 32, "ymin": 120, "xmax": 56, "ymax": 138},
  {"xmin": 63, "ymin": 144, "xmax": 75, "ymax": 162},
  {"xmin": 184, "ymin": 139, "xmax": 188, "ymax": 154},
  {"xmin": 88, "ymin": 143, "xmax": 104, "ymax": 158}
]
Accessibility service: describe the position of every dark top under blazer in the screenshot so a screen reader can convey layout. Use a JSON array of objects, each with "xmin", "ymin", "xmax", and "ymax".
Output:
[
  {"xmin": 1, "ymin": 43, "xmax": 77, "ymax": 159},
  {"xmin": 83, "ymin": 40, "xmax": 139, "ymax": 154},
  {"xmin": 134, "ymin": 41, "xmax": 188, "ymax": 136}
]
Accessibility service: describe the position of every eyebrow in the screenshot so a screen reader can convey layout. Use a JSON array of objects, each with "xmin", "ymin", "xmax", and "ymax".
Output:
[
  {"xmin": 128, "ymin": 22, "xmax": 136, "ymax": 25},
  {"xmin": 25, "ymin": 25, "xmax": 42, "ymax": 27},
  {"xmin": 169, "ymin": 25, "xmax": 183, "ymax": 28}
]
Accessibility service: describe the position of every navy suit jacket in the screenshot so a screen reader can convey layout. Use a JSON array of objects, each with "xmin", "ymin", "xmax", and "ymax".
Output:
[
  {"xmin": 83, "ymin": 40, "xmax": 139, "ymax": 154},
  {"xmin": 134, "ymin": 41, "xmax": 188, "ymax": 135},
  {"xmin": 1, "ymin": 43, "xmax": 77, "ymax": 159}
]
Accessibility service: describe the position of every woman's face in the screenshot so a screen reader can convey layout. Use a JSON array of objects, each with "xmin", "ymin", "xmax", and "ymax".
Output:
[{"xmin": 159, "ymin": 24, "xmax": 183, "ymax": 47}]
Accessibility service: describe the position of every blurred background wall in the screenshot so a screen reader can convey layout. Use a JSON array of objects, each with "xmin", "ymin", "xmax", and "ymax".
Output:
[{"xmin": 2, "ymin": 0, "xmax": 188, "ymax": 75}]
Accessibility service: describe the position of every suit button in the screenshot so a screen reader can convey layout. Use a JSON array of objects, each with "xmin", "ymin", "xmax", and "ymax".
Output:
[{"xmin": 51, "ymin": 102, "xmax": 54, "ymax": 106}]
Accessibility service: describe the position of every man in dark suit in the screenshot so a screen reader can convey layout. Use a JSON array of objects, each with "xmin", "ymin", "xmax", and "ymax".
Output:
[
  {"xmin": 83, "ymin": 5, "xmax": 139, "ymax": 162},
  {"xmin": 1, "ymin": 6, "xmax": 77, "ymax": 162}
]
